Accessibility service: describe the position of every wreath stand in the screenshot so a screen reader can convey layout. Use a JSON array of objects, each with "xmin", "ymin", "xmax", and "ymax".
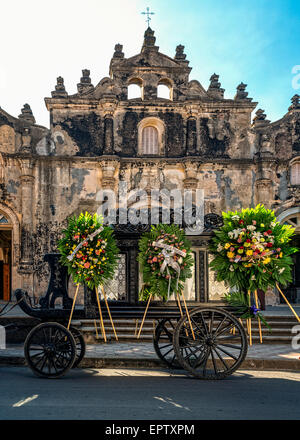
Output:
[
  {"xmin": 136, "ymin": 289, "xmax": 195, "ymax": 340},
  {"xmin": 244, "ymin": 284, "xmax": 300, "ymax": 346},
  {"xmin": 66, "ymin": 283, "xmax": 119, "ymax": 342}
]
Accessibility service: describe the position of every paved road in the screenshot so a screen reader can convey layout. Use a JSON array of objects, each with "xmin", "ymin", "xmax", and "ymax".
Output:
[{"xmin": 0, "ymin": 366, "xmax": 299, "ymax": 420}]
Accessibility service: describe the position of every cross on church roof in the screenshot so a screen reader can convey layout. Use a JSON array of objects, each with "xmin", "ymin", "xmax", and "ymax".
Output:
[{"xmin": 141, "ymin": 7, "xmax": 155, "ymax": 27}]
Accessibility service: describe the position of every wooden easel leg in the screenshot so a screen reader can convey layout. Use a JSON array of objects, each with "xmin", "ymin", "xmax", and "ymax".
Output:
[
  {"xmin": 100, "ymin": 285, "xmax": 118, "ymax": 341},
  {"xmin": 137, "ymin": 294, "xmax": 152, "ymax": 339},
  {"xmin": 276, "ymin": 283, "xmax": 300, "ymax": 323},
  {"xmin": 134, "ymin": 319, "xmax": 139, "ymax": 337},
  {"xmin": 96, "ymin": 287, "xmax": 107, "ymax": 343},
  {"xmin": 248, "ymin": 290, "xmax": 252, "ymax": 346},
  {"xmin": 254, "ymin": 290, "xmax": 263, "ymax": 343},
  {"xmin": 67, "ymin": 284, "xmax": 80, "ymax": 330},
  {"xmin": 176, "ymin": 293, "xmax": 188, "ymax": 337},
  {"xmin": 181, "ymin": 291, "xmax": 195, "ymax": 341}
]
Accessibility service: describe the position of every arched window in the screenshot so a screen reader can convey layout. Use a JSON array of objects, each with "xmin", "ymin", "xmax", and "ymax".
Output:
[
  {"xmin": 127, "ymin": 78, "xmax": 143, "ymax": 100},
  {"xmin": 290, "ymin": 158, "xmax": 300, "ymax": 185},
  {"xmin": 157, "ymin": 84, "xmax": 171, "ymax": 99},
  {"xmin": 142, "ymin": 126, "xmax": 158, "ymax": 155},
  {"xmin": 138, "ymin": 117, "xmax": 165, "ymax": 156},
  {"xmin": 157, "ymin": 78, "xmax": 173, "ymax": 100}
]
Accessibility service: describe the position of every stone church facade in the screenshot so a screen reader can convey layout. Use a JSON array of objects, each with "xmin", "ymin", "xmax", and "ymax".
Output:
[{"xmin": 1, "ymin": 28, "xmax": 300, "ymax": 305}]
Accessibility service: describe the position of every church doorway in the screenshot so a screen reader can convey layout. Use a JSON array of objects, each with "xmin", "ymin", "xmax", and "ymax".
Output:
[{"xmin": 0, "ymin": 214, "xmax": 12, "ymax": 301}]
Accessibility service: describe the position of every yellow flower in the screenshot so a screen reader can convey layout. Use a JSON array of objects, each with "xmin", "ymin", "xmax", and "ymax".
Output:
[
  {"xmin": 260, "ymin": 223, "xmax": 265, "ymax": 227},
  {"xmin": 263, "ymin": 257, "xmax": 271, "ymax": 265},
  {"xmin": 244, "ymin": 242, "xmax": 251, "ymax": 247},
  {"xmin": 246, "ymin": 250, "xmax": 253, "ymax": 256},
  {"xmin": 238, "ymin": 249, "xmax": 244, "ymax": 254},
  {"xmin": 260, "ymin": 238, "xmax": 265, "ymax": 242},
  {"xmin": 227, "ymin": 251, "xmax": 235, "ymax": 259},
  {"xmin": 280, "ymin": 238, "xmax": 284, "ymax": 243},
  {"xmin": 224, "ymin": 243, "xmax": 231, "ymax": 249},
  {"xmin": 244, "ymin": 263, "xmax": 252, "ymax": 267},
  {"xmin": 252, "ymin": 238, "xmax": 257, "ymax": 243},
  {"xmin": 279, "ymin": 252, "xmax": 283, "ymax": 258}
]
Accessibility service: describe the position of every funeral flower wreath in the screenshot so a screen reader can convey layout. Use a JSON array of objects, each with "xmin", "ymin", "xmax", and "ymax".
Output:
[
  {"xmin": 209, "ymin": 205, "xmax": 298, "ymax": 320},
  {"xmin": 58, "ymin": 212, "xmax": 119, "ymax": 289},
  {"xmin": 138, "ymin": 224, "xmax": 194, "ymax": 301}
]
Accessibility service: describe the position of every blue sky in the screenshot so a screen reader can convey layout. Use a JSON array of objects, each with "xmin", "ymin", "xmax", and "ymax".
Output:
[{"xmin": 0, "ymin": 0, "xmax": 299, "ymax": 127}]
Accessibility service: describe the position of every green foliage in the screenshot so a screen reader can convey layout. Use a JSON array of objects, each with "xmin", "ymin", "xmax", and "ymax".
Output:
[
  {"xmin": 209, "ymin": 204, "xmax": 298, "ymax": 293},
  {"xmin": 224, "ymin": 291, "xmax": 271, "ymax": 330},
  {"xmin": 58, "ymin": 212, "xmax": 119, "ymax": 289},
  {"xmin": 137, "ymin": 224, "xmax": 194, "ymax": 301}
]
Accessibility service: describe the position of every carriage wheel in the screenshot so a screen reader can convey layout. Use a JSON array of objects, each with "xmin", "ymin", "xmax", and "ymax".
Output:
[
  {"xmin": 70, "ymin": 326, "xmax": 86, "ymax": 368},
  {"xmin": 153, "ymin": 318, "xmax": 181, "ymax": 368},
  {"xmin": 24, "ymin": 322, "xmax": 76, "ymax": 378},
  {"xmin": 173, "ymin": 307, "xmax": 248, "ymax": 380}
]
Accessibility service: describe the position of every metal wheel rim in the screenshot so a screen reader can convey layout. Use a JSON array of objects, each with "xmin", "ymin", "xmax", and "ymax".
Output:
[
  {"xmin": 153, "ymin": 318, "xmax": 181, "ymax": 368},
  {"xmin": 69, "ymin": 326, "xmax": 86, "ymax": 368},
  {"xmin": 24, "ymin": 322, "xmax": 76, "ymax": 378},
  {"xmin": 173, "ymin": 307, "xmax": 248, "ymax": 379}
]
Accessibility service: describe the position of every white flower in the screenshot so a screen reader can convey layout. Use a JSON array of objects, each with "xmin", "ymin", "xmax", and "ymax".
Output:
[
  {"xmin": 232, "ymin": 215, "xmax": 240, "ymax": 221},
  {"xmin": 232, "ymin": 228, "xmax": 243, "ymax": 239},
  {"xmin": 270, "ymin": 221, "xmax": 276, "ymax": 228},
  {"xmin": 247, "ymin": 225, "xmax": 256, "ymax": 231},
  {"xmin": 251, "ymin": 275, "xmax": 256, "ymax": 280},
  {"xmin": 217, "ymin": 243, "xmax": 224, "ymax": 252},
  {"xmin": 228, "ymin": 231, "xmax": 234, "ymax": 239},
  {"xmin": 278, "ymin": 267, "xmax": 285, "ymax": 274},
  {"xmin": 229, "ymin": 265, "xmax": 234, "ymax": 272}
]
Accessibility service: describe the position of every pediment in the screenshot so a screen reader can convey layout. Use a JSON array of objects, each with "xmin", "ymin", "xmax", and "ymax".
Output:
[{"xmin": 118, "ymin": 51, "xmax": 188, "ymax": 70}]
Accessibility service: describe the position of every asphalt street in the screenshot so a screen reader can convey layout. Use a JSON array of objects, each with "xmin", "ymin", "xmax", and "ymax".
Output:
[{"xmin": 0, "ymin": 366, "xmax": 299, "ymax": 420}]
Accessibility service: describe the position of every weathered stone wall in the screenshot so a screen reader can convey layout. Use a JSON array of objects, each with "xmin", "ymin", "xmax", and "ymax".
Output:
[{"xmin": 1, "ymin": 27, "xmax": 300, "ymax": 303}]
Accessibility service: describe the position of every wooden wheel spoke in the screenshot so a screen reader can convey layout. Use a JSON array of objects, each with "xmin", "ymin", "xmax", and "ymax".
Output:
[
  {"xmin": 209, "ymin": 311, "xmax": 215, "ymax": 334},
  {"xmin": 31, "ymin": 352, "xmax": 47, "ymax": 366},
  {"xmin": 190, "ymin": 318, "xmax": 206, "ymax": 337},
  {"xmin": 215, "ymin": 322, "xmax": 235, "ymax": 337},
  {"xmin": 216, "ymin": 342, "xmax": 242, "ymax": 350},
  {"xmin": 159, "ymin": 342, "xmax": 173, "ymax": 350},
  {"xmin": 199, "ymin": 313, "xmax": 209, "ymax": 335},
  {"xmin": 162, "ymin": 324, "xmax": 173, "ymax": 340},
  {"xmin": 183, "ymin": 345, "xmax": 205, "ymax": 361},
  {"xmin": 162, "ymin": 347, "xmax": 174, "ymax": 357},
  {"xmin": 200, "ymin": 348, "xmax": 210, "ymax": 375},
  {"xmin": 210, "ymin": 347, "xmax": 218, "ymax": 374},
  {"xmin": 29, "ymin": 346, "xmax": 44, "ymax": 351},
  {"xmin": 212, "ymin": 347, "xmax": 230, "ymax": 370},
  {"xmin": 215, "ymin": 345, "xmax": 238, "ymax": 361},
  {"xmin": 216, "ymin": 334, "xmax": 241, "ymax": 341},
  {"xmin": 214, "ymin": 315, "xmax": 227, "ymax": 335}
]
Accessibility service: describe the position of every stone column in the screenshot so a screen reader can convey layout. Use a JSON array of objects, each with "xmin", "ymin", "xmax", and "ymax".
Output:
[
  {"xmin": 186, "ymin": 118, "xmax": 197, "ymax": 155},
  {"xmin": 103, "ymin": 117, "xmax": 114, "ymax": 155},
  {"xmin": 18, "ymin": 158, "xmax": 35, "ymax": 291}
]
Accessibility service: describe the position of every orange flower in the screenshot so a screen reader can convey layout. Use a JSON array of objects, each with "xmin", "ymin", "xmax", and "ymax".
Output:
[{"xmin": 84, "ymin": 262, "xmax": 90, "ymax": 269}]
